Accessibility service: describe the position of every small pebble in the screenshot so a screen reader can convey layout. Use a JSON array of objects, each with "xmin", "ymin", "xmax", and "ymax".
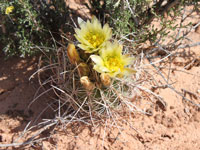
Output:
[
  {"xmin": 197, "ymin": 89, "xmax": 200, "ymax": 94},
  {"xmin": 146, "ymin": 108, "xmax": 153, "ymax": 116}
]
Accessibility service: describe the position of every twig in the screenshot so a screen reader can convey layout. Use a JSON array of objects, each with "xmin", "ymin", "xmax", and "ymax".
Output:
[
  {"xmin": 124, "ymin": 0, "xmax": 139, "ymax": 26},
  {"xmin": 0, "ymin": 122, "xmax": 56, "ymax": 148},
  {"xmin": 177, "ymin": 42, "xmax": 200, "ymax": 49},
  {"xmin": 147, "ymin": 57, "xmax": 200, "ymax": 108}
]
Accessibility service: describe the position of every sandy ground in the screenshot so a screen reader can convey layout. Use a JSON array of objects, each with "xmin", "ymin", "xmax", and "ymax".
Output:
[{"xmin": 0, "ymin": 1, "xmax": 200, "ymax": 150}]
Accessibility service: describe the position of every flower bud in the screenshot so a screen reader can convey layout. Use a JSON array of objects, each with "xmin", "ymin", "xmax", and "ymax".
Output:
[
  {"xmin": 67, "ymin": 43, "xmax": 80, "ymax": 64},
  {"xmin": 80, "ymin": 76, "xmax": 95, "ymax": 91},
  {"xmin": 78, "ymin": 63, "xmax": 90, "ymax": 77},
  {"xmin": 79, "ymin": 50, "xmax": 90, "ymax": 61},
  {"xmin": 100, "ymin": 73, "xmax": 111, "ymax": 87}
]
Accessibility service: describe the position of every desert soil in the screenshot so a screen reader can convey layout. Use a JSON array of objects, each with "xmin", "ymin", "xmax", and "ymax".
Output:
[{"xmin": 0, "ymin": 1, "xmax": 200, "ymax": 150}]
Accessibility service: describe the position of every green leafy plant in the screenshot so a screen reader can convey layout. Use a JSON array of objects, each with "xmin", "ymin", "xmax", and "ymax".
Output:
[
  {"xmin": 0, "ymin": 0, "xmax": 71, "ymax": 57},
  {"xmin": 87, "ymin": 0, "xmax": 199, "ymax": 48}
]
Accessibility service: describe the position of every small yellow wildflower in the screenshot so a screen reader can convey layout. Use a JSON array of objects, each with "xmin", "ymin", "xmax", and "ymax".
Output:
[
  {"xmin": 74, "ymin": 17, "xmax": 112, "ymax": 53},
  {"xmin": 5, "ymin": 6, "xmax": 14, "ymax": 15},
  {"xmin": 90, "ymin": 42, "xmax": 136, "ymax": 77}
]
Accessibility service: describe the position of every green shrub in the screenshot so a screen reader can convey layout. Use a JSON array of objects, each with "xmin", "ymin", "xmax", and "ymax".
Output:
[
  {"xmin": 0, "ymin": 0, "xmax": 71, "ymax": 57},
  {"xmin": 87, "ymin": 0, "xmax": 199, "ymax": 47}
]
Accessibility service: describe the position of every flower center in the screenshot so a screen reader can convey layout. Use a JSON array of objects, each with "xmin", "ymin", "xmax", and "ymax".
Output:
[
  {"xmin": 105, "ymin": 57, "xmax": 124, "ymax": 72},
  {"xmin": 85, "ymin": 31, "xmax": 105, "ymax": 48}
]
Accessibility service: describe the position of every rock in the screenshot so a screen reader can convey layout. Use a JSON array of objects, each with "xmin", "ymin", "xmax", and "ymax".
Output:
[{"xmin": 195, "ymin": 25, "xmax": 200, "ymax": 34}]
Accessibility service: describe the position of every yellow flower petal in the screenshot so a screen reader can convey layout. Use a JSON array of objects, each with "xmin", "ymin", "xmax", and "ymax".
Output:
[
  {"xmin": 103, "ymin": 24, "xmax": 112, "ymax": 38},
  {"xmin": 77, "ymin": 44, "xmax": 90, "ymax": 52},
  {"xmin": 123, "ymin": 68, "xmax": 137, "ymax": 76},
  {"xmin": 94, "ymin": 65, "xmax": 109, "ymax": 73},
  {"xmin": 78, "ymin": 17, "xmax": 85, "ymax": 26},
  {"xmin": 122, "ymin": 55, "xmax": 135, "ymax": 65},
  {"xmin": 90, "ymin": 55, "xmax": 104, "ymax": 66},
  {"xmin": 101, "ymin": 41, "xmax": 122, "ymax": 58}
]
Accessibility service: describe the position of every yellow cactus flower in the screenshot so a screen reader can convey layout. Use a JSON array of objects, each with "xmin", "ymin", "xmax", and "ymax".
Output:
[
  {"xmin": 90, "ymin": 42, "xmax": 136, "ymax": 77},
  {"xmin": 74, "ymin": 17, "xmax": 112, "ymax": 53},
  {"xmin": 67, "ymin": 43, "xmax": 81, "ymax": 64},
  {"xmin": 5, "ymin": 6, "xmax": 14, "ymax": 15}
]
